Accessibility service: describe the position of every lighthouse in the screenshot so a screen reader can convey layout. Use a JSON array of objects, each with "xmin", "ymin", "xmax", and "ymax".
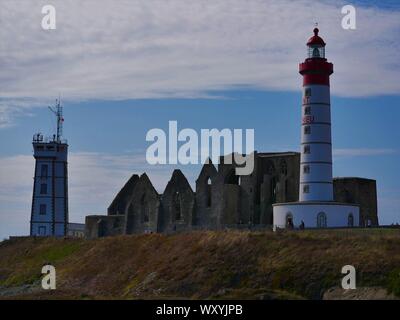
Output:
[
  {"xmin": 299, "ymin": 28, "xmax": 333, "ymax": 201},
  {"xmin": 272, "ymin": 28, "xmax": 360, "ymax": 229},
  {"xmin": 30, "ymin": 99, "xmax": 69, "ymax": 237}
]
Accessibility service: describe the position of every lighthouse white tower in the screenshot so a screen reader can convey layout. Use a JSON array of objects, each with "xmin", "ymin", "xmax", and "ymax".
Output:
[
  {"xmin": 273, "ymin": 28, "xmax": 359, "ymax": 229},
  {"xmin": 30, "ymin": 99, "xmax": 69, "ymax": 237}
]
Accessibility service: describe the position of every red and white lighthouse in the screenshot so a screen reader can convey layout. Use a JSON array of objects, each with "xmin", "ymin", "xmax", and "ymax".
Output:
[
  {"xmin": 299, "ymin": 28, "xmax": 334, "ymax": 202},
  {"xmin": 272, "ymin": 28, "xmax": 360, "ymax": 229}
]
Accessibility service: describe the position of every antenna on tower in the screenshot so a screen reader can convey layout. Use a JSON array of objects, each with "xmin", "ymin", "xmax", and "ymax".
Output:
[{"xmin": 48, "ymin": 97, "xmax": 64, "ymax": 143}]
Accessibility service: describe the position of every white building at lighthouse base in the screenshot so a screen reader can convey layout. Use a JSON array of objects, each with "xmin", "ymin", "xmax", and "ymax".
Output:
[{"xmin": 273, "ymin": 202, "xmax": 359, "ymax": 229}]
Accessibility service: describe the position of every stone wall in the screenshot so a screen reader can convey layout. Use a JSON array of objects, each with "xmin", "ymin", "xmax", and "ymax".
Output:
[
  {"xmin": 85, "ymin": 215, "xmax": 125, "ymax": 239},
  {"xmin": 333, "ymin": 177, "xmax": 378, "ymax": 226}
]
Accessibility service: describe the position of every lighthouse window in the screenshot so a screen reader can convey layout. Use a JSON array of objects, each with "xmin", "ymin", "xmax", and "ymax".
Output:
[
  {"xmin": 304, "ymin": 126, "xmax": 311, "ymax": 135},
  {"xmin": 304, "ymin": 145, "xmax": 311, "ymax": 154},
  {"xmin": 303, "ymin": 165, "xmax": 310, "ymax": 174},
  {"xmin": 305, "ymin": 88, "xmax": 312, "ymax": 97},
  {"xmin": 39, "ymin": 204, "xmax": 46, "ymax": 215},
  {"xmin": 303, "ymin": 185, "xmax": 310, "ymax": 193},
  {"xmin": 40, "ymin": 183, "xmax": 47, "ymax": 194},
  {"xmin": 304, "ymin": 107, "xmax": 311, "ymax": 115}
]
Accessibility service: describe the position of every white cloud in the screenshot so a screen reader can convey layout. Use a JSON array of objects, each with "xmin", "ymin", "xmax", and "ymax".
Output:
[
  {"xmin": 333, "ymin": 148, "xmax": 397, "ymax": 157},
  {"xmin": 0, "ymin": 0, "xmax": 399, "ymax": 125}
]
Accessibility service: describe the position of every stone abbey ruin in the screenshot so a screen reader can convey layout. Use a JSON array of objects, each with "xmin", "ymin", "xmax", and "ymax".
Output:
[{"xmin": 85, "ymin": 151, "xmax": 378, "ymax": 238}]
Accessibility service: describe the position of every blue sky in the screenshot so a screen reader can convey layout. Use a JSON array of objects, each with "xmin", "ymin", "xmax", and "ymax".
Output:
[{"xmin": 0, "ymin": 0, "xmax": 399, "ymax": 239}]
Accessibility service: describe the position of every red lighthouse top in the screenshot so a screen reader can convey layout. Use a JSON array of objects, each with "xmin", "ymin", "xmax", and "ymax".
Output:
[
  {"xmin": 307, "ymin": 28, "xmax": 326, "ymax": 46},
  {"xmin": 299, "ymin": 28, "xmax": 333, "ymax": 86}
]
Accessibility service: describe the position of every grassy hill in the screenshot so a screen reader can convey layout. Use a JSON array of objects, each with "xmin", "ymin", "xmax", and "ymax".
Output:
[{"xmin": 1, "ymin": 229, "xmax": 400, "ymax": 299}]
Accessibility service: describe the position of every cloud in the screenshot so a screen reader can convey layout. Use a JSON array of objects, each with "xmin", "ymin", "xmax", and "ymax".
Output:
[
  {"xmin": 0, "ymin": 0, "xmax": 399, "ymax": 125},
  {"xmin": 0, "ymin": 151, "xmax": 198, "ymax": 239},
  {"xmin": 333, "ymin": 148, "xmax": 397, "ymax": 157}
]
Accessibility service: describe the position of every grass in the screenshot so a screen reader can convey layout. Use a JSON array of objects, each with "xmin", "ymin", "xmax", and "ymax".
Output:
[{"xmin": 1, "ymin": 228, "xmax": 400, "ymax": 299}]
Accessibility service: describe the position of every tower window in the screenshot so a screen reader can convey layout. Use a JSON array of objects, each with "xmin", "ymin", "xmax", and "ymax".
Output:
[
  {"xmin": 304, "ymin": 107, "xmax": 311, "ymax": 115},
  {"xmin": 304, "ymin": 145, "xmax": 311, "ymax": 154},
  {"xmin": 40, "ymin": 183, "xmax": 47, "ymax": 194},
  {"xmin": 303, "ymin": 165, "xmax": 310, "ymax": 174},
  {"xmin": 39, "ymin": 204, "xmax": 46, "ymax": 215},
  {"xmin": 304, "ymin": 126, "xmax": 311, "ymax": 135},
  {"xmin": 41, "ymin": 164, "xmax": 48, "ymax": 177},
  {"xmin": 305, "ymin": 88, "xmax": 312, "ymax": 97},
  {"xmin": 303, "ymin": 185, "xmax": 309, "ymax": 193}
]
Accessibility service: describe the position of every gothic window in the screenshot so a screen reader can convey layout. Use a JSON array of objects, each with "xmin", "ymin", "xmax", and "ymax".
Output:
[
  {"xmin": 41, "ymin": 164, "xmax": 48, "ymax": 177},
  {"xmin": 303, "ymin": 165, "xmax": 310, "ymax": 174},
  {"xmin": 304, "ymin": 126, "xmax": 311, "ymax": 135},
  {"xmin": 305, "ymin": 88, "xmax": 312, "ymax": 97},
  {"xmin": 39, "ymin": 204, "xmax": 46, "ymax": 215},
  {"xmin": 173, "ymin": 191, "xmax": 182, "ymax": 221},
  {"xmin": 206, "ymin": 177, "xmax": 211, "ymax": 208},
  {"xmin": 271, "ymin": 177, "xmax": 277, "ymax": 203},
  {"xmin": 141, "ymin": 194, "xmax": 149, "ymax": 223},
  {"xmin": 317, "ymin": 212, "xmax": 327, "ymax": 228},
  {"xmin": 348, "ymin": 213, "xmax": 354, "ymax": 227},
  {"xmin": 303, "ymin": 185, "xmax": 310, "ymax": 193},
  {"xmin": 40, "ymin": 183, "xmax": 47, "ymax": 194},
  {"xmin": 304, "ymin": 106, "xmax": 311, "ymax": 115},
  {"xmin": 304, "ymin": 145, "xmax": 311, "ymax": 154}
]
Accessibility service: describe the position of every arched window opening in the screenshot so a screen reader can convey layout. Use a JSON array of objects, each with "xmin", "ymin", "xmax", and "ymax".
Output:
[
  {"xmin": 271, "ymin": 177, "xmax": 277, "ymax": 203},
  {"xmin": 173, "ymin": 191, "xmax": 182, "ymax": 221},
  {"xmin": 141, "ymin": 194, "xmax": 149, "ymax": 223},
  {"xmin": 317, "ymin": 212, "xmax": 327, "ymax": 228},
  {"xmin": 206, "ymin": 177, "xmax": 212, "ymax": 208},
  {"xmin": 286, "ymin": 212, "xmax": 294, "ymax": 229}
]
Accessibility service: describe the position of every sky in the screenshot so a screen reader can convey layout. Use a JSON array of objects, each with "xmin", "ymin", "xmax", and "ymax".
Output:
[{"xmin": 0, "ymin": 0, "xmax": 399, "ymax": 239}]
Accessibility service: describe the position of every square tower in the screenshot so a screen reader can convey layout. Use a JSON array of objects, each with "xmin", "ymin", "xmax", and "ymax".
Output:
[{"xmin": 30, "ymin": 100, "xmax": 68, "ymax": 237}]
